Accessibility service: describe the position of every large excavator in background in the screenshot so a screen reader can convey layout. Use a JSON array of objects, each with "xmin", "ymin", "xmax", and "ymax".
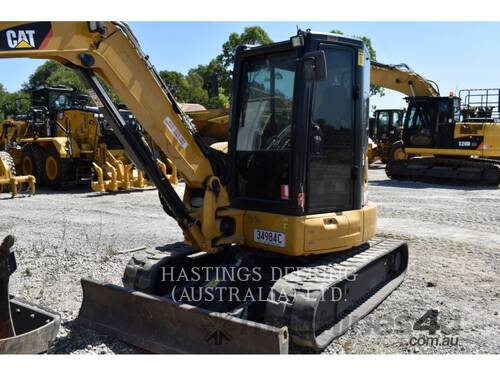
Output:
[
  {"xmin": 387, "ymin": 90, "xmax": 500, "ymax": 185},
  {"xmin": 368, "ymin": 62, "xmax": 500, "ymax": 186},
  {"xmin": 384, "ymin": 80, "xmax": 500, "ymax": 185},
  {"xmin": 0, "ymin": 22, "xmax": 410, "ymax": 354}
]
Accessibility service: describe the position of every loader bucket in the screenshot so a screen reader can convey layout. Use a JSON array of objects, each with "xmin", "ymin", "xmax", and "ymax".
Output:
[{"xmin": 78, "ymin": 278, "xmax": 289, "ymax": 354}]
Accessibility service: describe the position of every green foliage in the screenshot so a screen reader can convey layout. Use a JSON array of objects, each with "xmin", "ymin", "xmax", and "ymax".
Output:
[
  {"xmin": 216, "ymin": 26, "xmax": 273, "ymax": 97},
  {"xmin": 218, "ymin": 26, "xmax": 273, "ymax": 70},
  {"xmin": 0, "ymin": 84, "xmax": 30, "ymax": 120},
  {"xmin": 22, "ymin": 61, "xmax": 59, "ymax": 90},
  {"xmin": 330, "ymin": 28, "xmax": 384, "ymax": 97},
  {"xmin": 23, "ymin": 60, "xmax": 119, "ymax": 103},
  {"xmin": 159, "ymin": 70, "xmax": 189, "ymax": 100},
  {"xmin": 158, "ymin": 27, "xmax": 272, "ymax": 109},
  {"xmin": 2, "ymin": 25, "xmax": 383, "ymax": 116},
  {"xmin": 159, "ymin": 66, "xmax": 228, "ymax": 109}
]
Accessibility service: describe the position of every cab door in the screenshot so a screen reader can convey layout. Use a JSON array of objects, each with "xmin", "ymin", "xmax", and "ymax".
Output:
[{"xmin": 307, "ymin": 44, "xmax": 356, "ymax": 213}]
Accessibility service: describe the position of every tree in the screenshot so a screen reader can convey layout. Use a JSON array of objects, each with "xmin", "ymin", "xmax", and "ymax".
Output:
[
  {"xmin": 159, "ymin": 70, "xmax": 189, "ymax": 100},
  {"xmin": 0, "ymin": 84, "xmax": 31, "ymax": 120},
  {"xmin": 23, "ymin": 61, "xmax": 85, "ymax": 92},
  {"xmin": 23, "ymin": 60, "xmax": 120, "ymax": 103},
  {"xmin": 330, "ymin": 29, "xmax": 384, "ymax": 97},
  {"xmin": 215, "ymin": 26, "xmax": 273, "ymax": 98},
  {"xmin": 157, "ymin": 26, "xmax": 272, "ymax": 109},
  {"xmin": 218, "ymin": 26, "xmax": 273, "ymax": 70},
  {"xmin": 158, "ymin": 66, "xmax": 229, "ymax": 109},
  {"xmin": 0, "ymin": 83, "xmax": 9, "ymax": 120}
]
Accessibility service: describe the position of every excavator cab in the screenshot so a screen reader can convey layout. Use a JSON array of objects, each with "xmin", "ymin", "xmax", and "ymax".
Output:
[
  {"xmin": 403, "ymin": 96, "xmax": 460, "ymax": 149},
  {"xmin": 370, "ymin": 109, "xmax": 404, "ymax": 143},
  {"xmin": 230, "ymin": 31, "xmax": 369, "ymax": 216}
]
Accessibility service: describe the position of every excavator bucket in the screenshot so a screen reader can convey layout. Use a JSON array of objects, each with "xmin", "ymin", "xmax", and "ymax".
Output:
[
  {"xmin": 0, "ymin": 236, "xmax": 60, "ymax": 354},
  {"xmin": 78, "ymin": 279, "xmax": 289, "ymax": 354}
]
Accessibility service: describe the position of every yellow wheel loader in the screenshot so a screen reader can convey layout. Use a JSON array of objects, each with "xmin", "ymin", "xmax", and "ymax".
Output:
[
  {"xmin": 0, "ymin": 22, "xmax": 410, "ymax": 353},
  {"xmin": 0, "ymin": 86, "xmax": 154, "ymax": 192},
  {"xmin": 0, "ymin": 150, "xmax": 35, "ymax": 198},
  {"xmin": 368, "ymin": 109, "xmax": 404, "ymax": 164}
]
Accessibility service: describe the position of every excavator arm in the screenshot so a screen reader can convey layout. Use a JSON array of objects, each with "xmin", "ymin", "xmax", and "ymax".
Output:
[
  {"xmin": 0, "ymin": 21, "xmax": 237, "ymax": 252},
  {"xmin": 371, "ymin": 61, "xmax": 439, "ymax": 97}
]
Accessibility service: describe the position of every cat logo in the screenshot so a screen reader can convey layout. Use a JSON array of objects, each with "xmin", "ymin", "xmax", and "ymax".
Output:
[
  {"xmin": 0, "ymin": 22, "xmax": 52, "ymax": 51},
  {"xmin": 6, "ymin": 30, "xmax": 36, "ymax": 48}
]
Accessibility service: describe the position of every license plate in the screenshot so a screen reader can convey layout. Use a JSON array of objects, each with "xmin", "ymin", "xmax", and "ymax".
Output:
[{"xmin": 253, "ymin": 229, "xmax": 285, "ymax": 248}]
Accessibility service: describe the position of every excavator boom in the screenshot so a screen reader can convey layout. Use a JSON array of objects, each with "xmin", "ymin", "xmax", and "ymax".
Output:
[
  {"xmin": 371, "ymin": 61, "xmax": 439, "ymax": 97},
  {"xmin": 0, "ymin": 21, "xmax": 236, "ymax": 253}
]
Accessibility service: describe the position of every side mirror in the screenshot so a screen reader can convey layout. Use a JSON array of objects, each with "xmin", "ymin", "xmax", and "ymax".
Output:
[
  {"xmin": 205, "ymin": 74, "xmax": 219, "ymax": 98},
  {"xmin": 303, "ymin": 50, "xmax": 327, "ymax": 82}
]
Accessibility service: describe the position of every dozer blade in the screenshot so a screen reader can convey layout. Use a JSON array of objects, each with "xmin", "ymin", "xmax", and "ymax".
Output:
[{"xmin": 78, "ymin": 278, "xmax": 289, "ymax": 354}]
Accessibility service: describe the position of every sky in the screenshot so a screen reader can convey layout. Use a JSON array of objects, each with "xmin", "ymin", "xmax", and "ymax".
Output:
[{"xmin": 0, "ymin": 22, "xmax": 499, "ymax": 111}]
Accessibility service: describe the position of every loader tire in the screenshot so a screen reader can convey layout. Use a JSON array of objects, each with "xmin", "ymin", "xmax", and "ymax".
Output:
[
  {"xmin": 0, "ymin": 151, "xmax": 16, "ymax": 176},
  {"xmin": 389, "ymin": 140, "xmax": 407, "ymax": 162},
  {"xmin": 0, "ymin": 151, "xmax": 16, "ymax": 193},
  {"xmin": 20, "ymin": 145, "xmax": 46, "ymax": 185},
  {"xmin": 44, "ymin": 145, "xmax": 75, "ymax": 189}
]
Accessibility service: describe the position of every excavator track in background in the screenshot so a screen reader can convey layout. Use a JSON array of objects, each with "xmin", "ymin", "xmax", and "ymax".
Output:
[
  {"xmin": 386, "ymin": 157, "xmax": 500, "ymax": 186},
  {"xmin": 78, "ymin": 238, "xmax": 408, "ymax": 353}
]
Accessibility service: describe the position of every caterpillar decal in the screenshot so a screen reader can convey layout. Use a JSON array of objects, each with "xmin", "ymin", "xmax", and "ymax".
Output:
[{"xmin": 0, "ymin": 22, "xmax": 52, "ymax": 50}]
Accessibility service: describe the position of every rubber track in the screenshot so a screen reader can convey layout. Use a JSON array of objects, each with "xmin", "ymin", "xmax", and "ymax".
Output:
[
  {"xmin": 386, "ymin": 157, "xmax": 500, "ymax": 186},
  {"xmin": 265, "ymin": 238, "xmax": 408, "ymax": 350}
]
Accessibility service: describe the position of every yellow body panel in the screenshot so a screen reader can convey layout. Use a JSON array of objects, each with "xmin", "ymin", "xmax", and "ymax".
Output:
[
  {"xmin": 242, "ymin": 202, "xmax": 377, "ymax": 256},
  {"xmin": 406, "ymin": 121, "xmax": 500, "ymax": 159}
]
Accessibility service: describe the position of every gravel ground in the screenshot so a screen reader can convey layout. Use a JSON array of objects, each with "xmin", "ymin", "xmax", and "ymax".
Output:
[{"xmin": 1, "ymin": 164, "xmax": 498, "ymax": 354}]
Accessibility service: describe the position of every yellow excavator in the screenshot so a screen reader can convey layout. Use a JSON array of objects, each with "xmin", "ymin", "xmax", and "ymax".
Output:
[
  {"xmin": 387, "ymin": 94, "xmax": 500, "ymax": 185},
  {"xmin": 0, "ymin": 22, "xmax": 410, "ymax": 354},
  {"xmin": 377, "ymin": 64, "xmax": 500, "ymax": 185}
]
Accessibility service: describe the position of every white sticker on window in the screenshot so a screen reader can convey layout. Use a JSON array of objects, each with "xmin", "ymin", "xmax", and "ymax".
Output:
[{"xmin": 163, "ymin": 116, "xmax": 188, "ymax": 149}]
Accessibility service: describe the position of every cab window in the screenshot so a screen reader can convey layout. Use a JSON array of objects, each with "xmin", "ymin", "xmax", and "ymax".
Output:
[{"xmin": 235, "ymin": 51, "xmax": 296, "ymax": 201}]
